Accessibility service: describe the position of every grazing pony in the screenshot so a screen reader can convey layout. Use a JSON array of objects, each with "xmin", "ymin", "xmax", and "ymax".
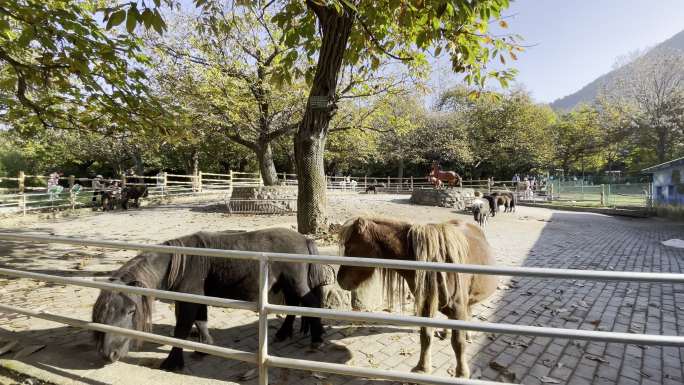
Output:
[
  {"xmin": 92, "ymin": 228, "xmax": 332, "ymax": 371},
  {"xmin": 337, "ymin": 217, "xmax": 497, "ymax": 378}
]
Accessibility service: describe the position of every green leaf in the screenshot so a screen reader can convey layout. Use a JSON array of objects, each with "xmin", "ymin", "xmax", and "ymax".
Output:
[
  {"xmin": 0, "ymin": 18, "xmax": 10, "ymax": 37},
  {"xmin": 126, "ymin": 7, "xmax": 139, "ymax": 34},
  {"xmin": 106, "ymin": 10, "xmax": 126, "ymax": 30},
  {"xmin": 17, "ymin": 27, "xmax": 35, "ymax": 47}
]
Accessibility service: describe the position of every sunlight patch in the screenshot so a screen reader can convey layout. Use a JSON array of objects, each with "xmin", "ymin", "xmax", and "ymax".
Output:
[{"xmin": 662, "ymin": 239, "xmax": 684, "ymax": 249}]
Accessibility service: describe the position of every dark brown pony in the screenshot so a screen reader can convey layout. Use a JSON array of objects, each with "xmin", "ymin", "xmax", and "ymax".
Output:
[{"xmin": 337, "ymin": 217, "xmax": 497, "ymax": 378}]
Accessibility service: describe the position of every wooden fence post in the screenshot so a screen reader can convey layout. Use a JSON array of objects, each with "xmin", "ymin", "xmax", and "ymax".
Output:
[
  {"xmin": 18, "ymin": 171, "xmax": 25, "ymax": 193},
  {"xmin": 364, "ymin": 175, "xmax": 368, "ymax": 189},
  {"xmin": 197, "ymin": 171, "xmax": 203, "ymax": 193},
  {"xmin": 229, "ymin": 170, "xmax": 234, "ymax": 189},
  {"xmin": 121, "ymin": 174, "xmax": 127, "ymax": 188},
  {"xmin": 387, "ymin": 176, "xmax": 390, "ymax": 189},
  {"xmin": 600, "ymin": 184, "xmax": 605, "ymax": 206},
  {"xmin": 162, "ymin": 172, "xmax": 167, "ymax": 198},
  {"xmin": 410, "ymin": 176, "xmax": 414, "ymax": 190}
]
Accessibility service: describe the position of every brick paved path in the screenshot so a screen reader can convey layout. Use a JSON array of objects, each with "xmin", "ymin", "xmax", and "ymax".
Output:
[{"xmin": 0, "ymin": 198, "xmax": 683, "ymax": 385}]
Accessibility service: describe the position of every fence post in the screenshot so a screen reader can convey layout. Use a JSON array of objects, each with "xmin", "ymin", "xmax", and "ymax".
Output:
[
  {"xmin": 229, "ymin": 170, "xmax": 234, "ymax": 190},
  {"xmin": 121, "ymin": 174, "xmax": 127, "ymax": 188},
  {"xmin": 410, "ymin": 176, "xmax": 414, "ymax": 191},
  {"xmin": 387, "ymin": 176, "xmax": 390, "ymax": 190},
  {"xmin": 258, "ymin": 258, "xmax": 269, "ymax": 385},
  {"xmin": 162, "ymin": 172, "xmax": 167, "ymax": 199},
  {"xmin": 197, "ymin": 171, "xmax": 203, "ymax": 193},
  {"xmin": 68, "ymin": 175, "xmax": 75, "ymax": 189},
  {"xmin": 18, "ymin": 171, "xmax": 25, "ymax": 194},
  {"xmin": 364, "ymin": 175, "xmax": 367, "ymax": 189},
  {"xmin": 600, "ymin": 184, "xmax": 605, "ymax": 206}
]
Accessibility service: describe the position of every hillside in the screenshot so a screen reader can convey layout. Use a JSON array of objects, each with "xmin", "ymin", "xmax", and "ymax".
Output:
[{"xmin": 551, "ymin": 29, "xmax": 684, "ymax": 110}]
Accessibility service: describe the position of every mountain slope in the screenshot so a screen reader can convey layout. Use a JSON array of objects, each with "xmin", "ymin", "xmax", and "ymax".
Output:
[{"xmin": 551, "ymin": 29, "xmax": 684, "ymax": 110}]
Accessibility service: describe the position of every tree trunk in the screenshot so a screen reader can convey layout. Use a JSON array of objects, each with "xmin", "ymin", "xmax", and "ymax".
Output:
[
  {"xmin": 192, "ymin": 148, "xmax": 199, "ymax": 177},
  {"xmin": 397, "ymin": 158, "xmax": 405, "ymax": 180},
  {"xmin": 295, "ymin": 4, "xmax": 354, "ymax": 234},
  {"xmin": 656, "ymin": 127, "xmax": 668, "ymax": 163},
  {"xmin": 257, "ymin": 141, "xmax": 279, "ymax": 186}
]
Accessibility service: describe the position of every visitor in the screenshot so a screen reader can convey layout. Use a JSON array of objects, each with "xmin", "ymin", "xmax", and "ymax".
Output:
[{"xmin": 92, "ymin": 175, "xmax": 104, "ymax": 206}]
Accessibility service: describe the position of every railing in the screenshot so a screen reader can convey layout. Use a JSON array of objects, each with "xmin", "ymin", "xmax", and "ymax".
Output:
[{"xmin": 1, "ymin": 233, "xmax": 684, "ymax": 385}]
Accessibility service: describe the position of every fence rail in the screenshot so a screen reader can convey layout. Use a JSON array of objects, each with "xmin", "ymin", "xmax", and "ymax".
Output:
[
  {"xmin": 0, "ymin": 170, "xmax": 652, "ymax": 216},
  {"xmin": 0, "ymin": 233, "xmax": 683, "ymax": 385}
]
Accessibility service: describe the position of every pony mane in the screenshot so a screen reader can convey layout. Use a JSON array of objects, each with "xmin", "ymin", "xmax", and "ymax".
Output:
[
  {"xmin": 93, "ymin": 232, "xmax": 208, "ymax": 343},
  {"xmin": 409, "ymin": 222, "xmax": 470, "ymax": 318},
  {"xmin": 338, "ymin": 216, "xmax": 413, "ymax": 311},
  {"xmin": 93, "ymin": 254, "xmax": 161, "ymax": 343}
]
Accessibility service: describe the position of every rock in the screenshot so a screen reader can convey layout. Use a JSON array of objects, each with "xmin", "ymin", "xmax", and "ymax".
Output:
[{"xmin": 409, "ymin": 188, "xmax": 474, "ymax": 209}]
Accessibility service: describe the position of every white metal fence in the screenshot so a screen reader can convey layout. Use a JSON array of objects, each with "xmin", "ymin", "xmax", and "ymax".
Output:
[{"xmin": 1, "ymin": 233, "xmax": 684, "ymax": 385}]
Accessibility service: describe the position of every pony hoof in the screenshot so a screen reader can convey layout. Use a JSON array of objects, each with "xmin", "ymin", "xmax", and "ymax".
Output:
[
  {"xmin": 274, "ymin": 331, "xmax": 293, "ymax": 342},
  {"xmin": 411, "ymin": 366, "xmax": 431, "ymax": 374},
  {"xmin": 160, "ymin": 357, "xmax": 184, "ymax": 372},
  {"xmin": 309, "ymin": 338, "xmax": 324, "ymax": 350}
]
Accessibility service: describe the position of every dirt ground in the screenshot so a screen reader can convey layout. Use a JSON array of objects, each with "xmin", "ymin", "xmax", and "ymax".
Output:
[{"xmin": 0, "ymin": 193, "xmax": 683, "ymax": 385}]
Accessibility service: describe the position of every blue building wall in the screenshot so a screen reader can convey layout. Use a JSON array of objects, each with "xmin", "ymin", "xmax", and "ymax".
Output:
[{"xmin": 652, "ymin": 165, "xmax": 684, "ymax": 205}]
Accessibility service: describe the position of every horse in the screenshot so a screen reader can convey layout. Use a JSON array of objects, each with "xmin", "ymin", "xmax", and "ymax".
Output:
[
  {"xmin": 337, "ymin": 217, "xmax": 497, "ymax": 378},
  {"xmin": 428, "ymin": 162, "xmax": 461, "ymax": 188},
  {"xmin": 428, "ymin": 176, "xmax": 443, "ymax": 189},
  {"xmin": 471, "ymin": 198, "xmax": 488, "ymax": 227},
  {"xmin": 92, "ymin": 228, "xmax": 333, "ymax": 371}
]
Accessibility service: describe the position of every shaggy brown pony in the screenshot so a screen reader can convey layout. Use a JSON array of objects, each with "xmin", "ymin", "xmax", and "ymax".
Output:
[{"xmin": 336, "ymin": 217, "xmax": 497, "ymax": 378}]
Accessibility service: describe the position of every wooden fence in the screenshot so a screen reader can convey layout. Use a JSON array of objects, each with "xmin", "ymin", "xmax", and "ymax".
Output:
[{"xmin": 0, "ymin": 170, "xmax": 500, "ymax": 215}]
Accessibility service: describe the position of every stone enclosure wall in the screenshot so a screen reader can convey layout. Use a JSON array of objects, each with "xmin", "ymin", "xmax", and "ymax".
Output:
[{"xmin": 409, "ymin": 187, "xmax": 475, "ymax": 210}]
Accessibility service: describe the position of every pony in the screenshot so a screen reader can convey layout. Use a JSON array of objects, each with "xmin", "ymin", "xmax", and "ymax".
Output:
[
  {"xmin": 489, "ymin": 192, "xmax": 510, "ymax": 213},
  {"xmin": 482, "ymin": 195, "xmax": 497, "ymax": 217},
  {"xmin": 92, "ymin": 228, "xmax": 333, "ymax": 371},
  {"xmin": 337, "ymin": 217, "xmax": 497, "ymax": 378},
  {"xmin": 428, "ymin": 162, "xmax": 461, "ymax": 188},
  {"xmin": 502, "ymin": 191, "xmax": 516, "ymax": 212},
  {"xmin": 121, "ymin": 185, "xmax": 148, "ymax": 209},
  {"xmin": 471, "ymin": 198, "xmax": 488, "ymax": 227},
  {"xmin": 101, "ymin": 189, "xmax": 121, "ymax": 211}
]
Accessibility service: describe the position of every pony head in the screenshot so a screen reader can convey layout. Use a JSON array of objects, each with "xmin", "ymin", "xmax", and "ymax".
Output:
[{"xmin": 336, "ymin": 217, "xmax": 410, "ymax": 291}]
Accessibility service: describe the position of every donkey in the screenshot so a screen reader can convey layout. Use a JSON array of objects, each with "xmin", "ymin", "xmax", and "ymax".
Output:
[
  {"xmin": 336, "ymin": 217, "xmax": 497, "ymax": 378},
  {"xmin": 92, "ymin": 228, "xmax": 333, "ymax": 371}
]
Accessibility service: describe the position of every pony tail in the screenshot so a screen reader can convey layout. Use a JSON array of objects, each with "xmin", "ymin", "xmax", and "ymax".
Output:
[
  {"xmin": 410, "ymin": 224, "xmax": 441, "ymax": 318},
  {"xmin": 163, "ymin": 238, "xmax": 187, "ymax": 290}
]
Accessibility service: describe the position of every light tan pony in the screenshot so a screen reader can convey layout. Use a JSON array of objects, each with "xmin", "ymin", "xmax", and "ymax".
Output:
[{"xmin": 337, "ymin": 216, "xmax": 497, "ymax": 378}]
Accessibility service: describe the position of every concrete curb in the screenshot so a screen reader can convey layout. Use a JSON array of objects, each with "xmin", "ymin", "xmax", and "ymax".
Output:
[{"xmin": 518, "ymin": 202, "xmax": 652, "ymax": 218}]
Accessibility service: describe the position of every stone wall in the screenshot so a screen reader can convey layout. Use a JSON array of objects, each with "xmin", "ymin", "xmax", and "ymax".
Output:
[
  {"xmin": 228, "ymin": 186, "xmax": 297, "ymax": 213},
  {"xmin": 409, "ymin": 188, "xmax": 475, "ymax": 210}
]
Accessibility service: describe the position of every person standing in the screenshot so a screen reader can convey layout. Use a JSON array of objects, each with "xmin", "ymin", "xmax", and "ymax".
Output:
[{"xmin": 92, "ymin": 175, "xmax": 104, "ymax": 207}]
